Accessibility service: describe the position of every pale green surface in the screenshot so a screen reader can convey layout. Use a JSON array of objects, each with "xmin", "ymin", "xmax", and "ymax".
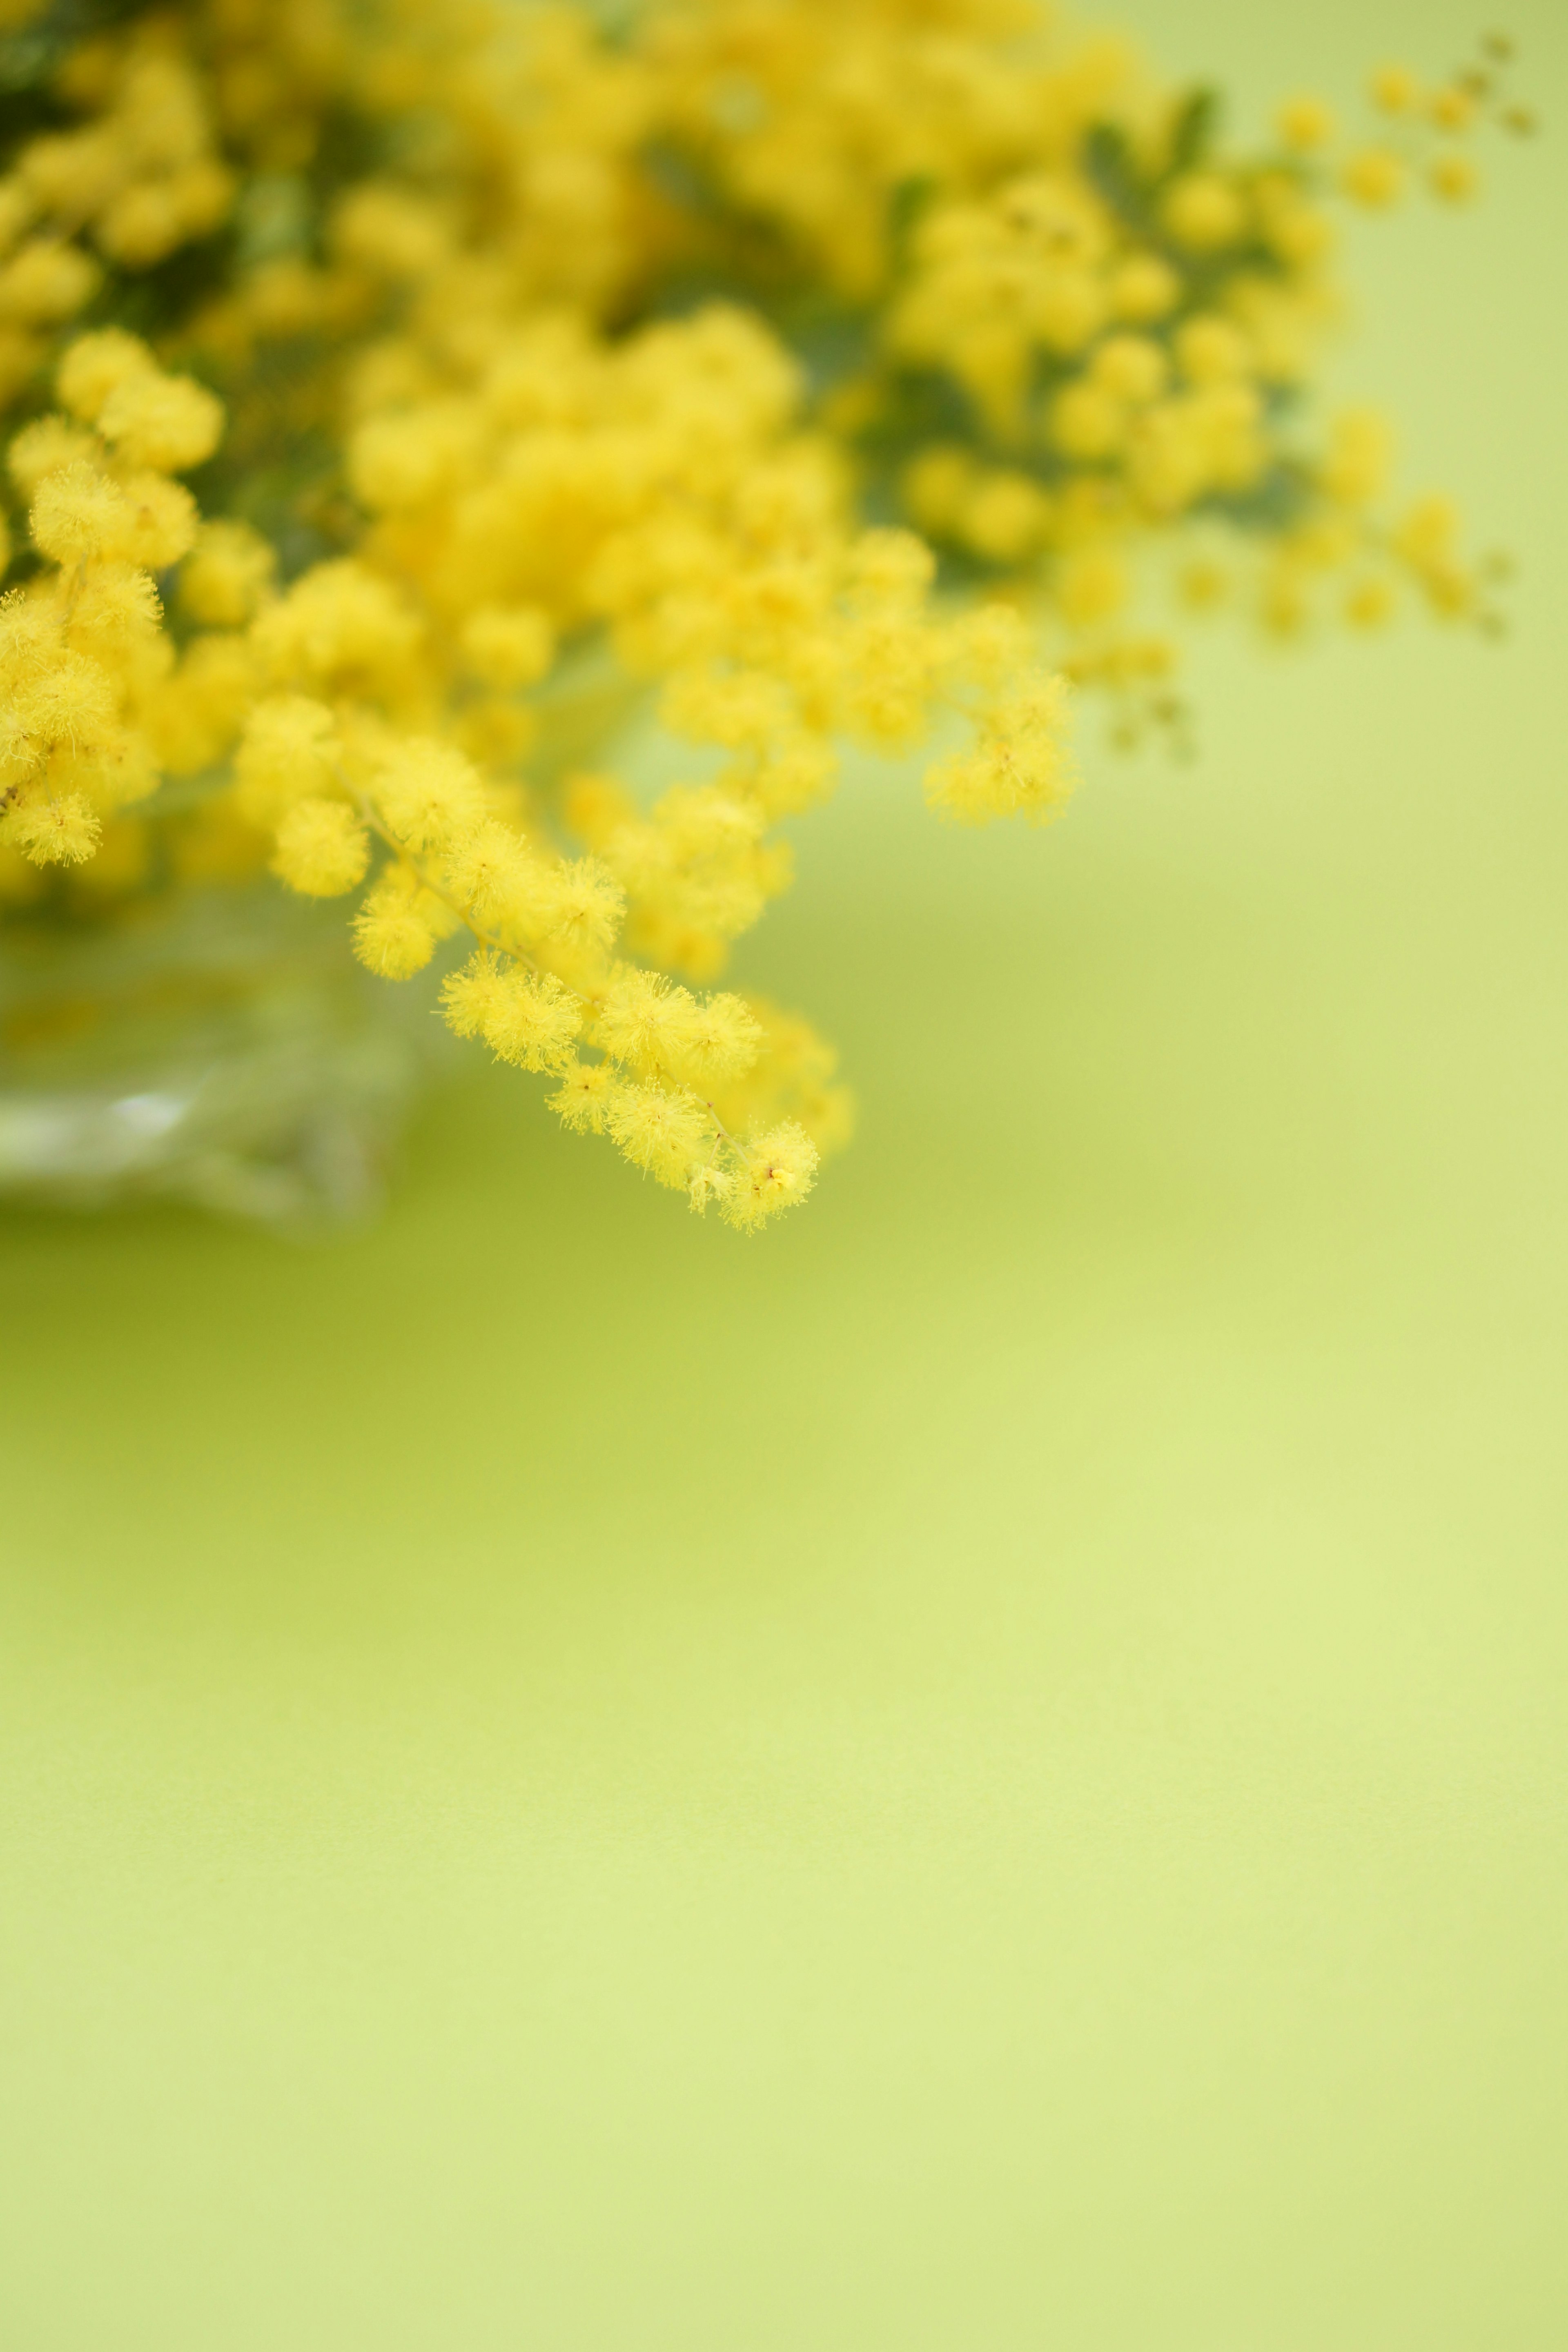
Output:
[{"xmin": 3, "ymin": 5, "xmax": 1567, "ymax": 2345}]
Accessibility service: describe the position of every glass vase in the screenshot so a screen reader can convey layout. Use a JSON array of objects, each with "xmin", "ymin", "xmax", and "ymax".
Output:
[{"xmin": 0, "ymin": 882, "xmax": 437, "ymax": 1229}]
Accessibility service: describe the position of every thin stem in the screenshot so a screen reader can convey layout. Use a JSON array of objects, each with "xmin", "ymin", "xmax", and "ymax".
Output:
[{"xmin": 704, "ymin": 1100, "xmax": 751, "ymax": 1165}]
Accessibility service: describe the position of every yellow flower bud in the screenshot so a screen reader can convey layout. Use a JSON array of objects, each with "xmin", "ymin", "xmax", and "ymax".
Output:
[
  {"xmin": 56, "ymin": 330, "xmax": 156, "ymax": 425},
  {"xmin": 604, "ymin": 1079, "xmax": 712, "ymax": 1187},
  {"xmin": 441, "ymin": 949, "xmax": 581, "ymax": 1071},
  {"xmin": 720, "ymin": 1123, "xmax": 819, "ymax": 1229},
  {"xmin": 1343, "ymin": 151, "xmax": 1405, "ymax": 210},
  {"xmin": 548, "ymin": 1057, "xmax": 617, "ymax": 1135},
  {"xmin": 1370, "ymin": 65, "xmax": 1420, "ymax": 116},
  {"xmin": 1277, "ymin": 96, "xmax": 1336, "ymax": 152},
  {"xmin": 458, "ymin": 604, "xmax": 555, "ymax": 688},
  {"xmin": 1431, "ymin": 155, "xmax": 1479, "ymax": 204},
  {"xmin": 1107, "ymin": 255, "xmax": 1180, "ymax": 322},
  {"xmin": 1089, "ymin": 334, "xmax": 1169, "ymax": 404},
  {"xmin": 8, "ymin": 414, "xmax": 96, "ymax": 500},
  {"xmin": 234, "ymin": 696, "xmax": 340, "ymax": 824},
  {"xmin": 0, "ymin": 238, "xmax": 97, "ymax": 325},
  {"xmin": 29, "ymin": 461, "xmax": 128, "ymax": 563},
  {"xmin": 1430, "ymin": 86, "xmax": 1477, "ymax": 133},
  {"xmin": 180, "ymin": 521, "xmax": 276, "ymax": 628},
  {"xmin": 270, "ymin": 797, "xmax": 370, "ymax": 897},
  {"xmin": 1162, "ymin": 174, "xmax": 1247, "ymax": 251},
  {"xmin": 96, "ymin": 370, "xmax": 224, "ymax": 473},
  {"xmin": 2, "ymin": 788, "xmax": 101, "ymax": 865},
  {"xmin": 352, "ymin": 867, "xmax": 444, "ymax": 978}
]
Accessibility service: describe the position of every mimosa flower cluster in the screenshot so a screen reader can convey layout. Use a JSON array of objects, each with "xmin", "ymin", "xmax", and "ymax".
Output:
[{"xmin": 0, "ymin": 0, "xmax": 1529, "ymax": 1225}]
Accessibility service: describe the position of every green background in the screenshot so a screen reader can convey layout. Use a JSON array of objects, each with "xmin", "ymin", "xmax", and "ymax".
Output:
[{"xmin": 3, "ymin": 3, "xmax": 1566, "ymax": 2343}]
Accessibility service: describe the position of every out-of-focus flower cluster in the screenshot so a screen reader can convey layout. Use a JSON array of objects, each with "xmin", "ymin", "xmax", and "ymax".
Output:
[{"xmin": 0, "ymin": 0, "xmax": 1529, "ymax": 1222}]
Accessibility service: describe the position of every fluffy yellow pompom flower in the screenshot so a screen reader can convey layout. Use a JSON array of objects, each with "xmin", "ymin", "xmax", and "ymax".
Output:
[
  {"xmin": 1370, "ymin": 64, "xmax": 1421, "ymax": 116},
  {"xmin": 251, "ymin": 561, "xmax": 421, "ymax": 698},
  {"xmin": 102, "ymin": 471, "xmax": 198, "ymax": 567},
  {"xmin": 439, "ymin": 817, "xmax": 540, "ymax": 929},
  {"xmin": 1175, "ymin": 316, "xmax": 1253, "ymax": 386},
  {"xmin": 0, "ymin": 238, "xmax": 97, "ymax": 325},
  {"xmin": 592, "ymin": 964, "xmax": 766, "ymax": 1083},
  {"xmin": 718, "ymin": 1124, "xmax": 819, "ymax": 1231},
  {"xmin": 440, "ymin": 950, "xmax": 581, "ymax": 1072},
  {"xmin": 372, "ymin": 738, "xmax": 487, "ymax": 855},
  {"xmin": 14, "ymin": 644, "xmax": 116, "ymax": 743},
  {"xmin": 458, "ymin": 605, "xmax": 556, "ymax": 689},
  {"xmin": 1432, "ymin": 155, "xmax": 1479, "ymax": 204},
  {"xmin": 1277, "ymin": 96, "xmax": 1336, "ymax": 152},
  {"xmin": 2, "ymin": 788, "xmax": 102, "ymax": 865},
  {"xmin": 1430, "ymin": 85, "xmax": 1477, "ymax": 134},
  {"xmin": 180, "ymin": 521, "xmax": 276, "ymax": 626},
  {"xmin": 536, "ymin": 858, "xmax": 625, "ymax": 958},
  {"xmin": 234, "ymin": 695, "xmax": 339, "ymax": 824},
  {"xmin": 605, "ymin": 1080, "xmax": 713, "ymax": 1188},
  {"xmin": 1163, "ymin": 174, "xmax": 1248, "ymax": 250},
  {"xmin": 926, "ymin": 674, "xmax": 1075, "ymax": 827},
  {"xmin": 1321, "ymin": 409, "xmax": 1394, "ymax": 507},
  {"xmin": 1108, "ymin": 255, "xmax": 1181, "ymax": 322},
  {"xmin": 1051, "ymin": 381, "xmax": 1125, "ymax": 461},
  {"xmin": 270, "ymin": 797, "xmax": 370, "ymax": 897},
  {"xmin": 595, "ymin": 966, "xmax": 706, "ymax": 1074},
  {"xmin": 351, "ymin": 866, "xmax": 445, "ymax": 978},
  {"xmin": 53, "ymin": 337, "xmax": 224, "ymax": 477},
  {"xmin": 665, "ymin": 991, "xmax": 763, "ymax": 1087},
  {"xmin": 68, "ymin": 559, "xmax": 162, "ymax": 645},
  {"xmin": 56, "ymin": 327, "xmax": 155, "ymax": 424},
  {"xmin": 1345, "ymin": 577, "xmax": 1397, "ymax": 629},
  {"xmin": 29, "ymin": 460, "xmax": 127, "ymax": 561},
  {"xmin": 330, "ymin": 182, "xmax": 452, "ymax": 281},
  {"xmin": 346, "ymin": 401, "xmax": 484, "ymax": 513},
  {"xmin": 956, "ymin": 473, "xmax": 1053, "ymax": 565},
  {"xmin": 8, "ymin": 414, "xmax": 96, "ymax": 498},
  {"xmin": 1090, "ymin": 335, "xmax": 1170, "ymax": 405},
  {"xmin": 1343, "ymin": 150, "xmax": 1405, "ymax": 208},
  {"xmin": 548, "ymin": 1057, "xmax": 617, "ymax": 1135},
  {"xmin": 144, "ymin": 634, "xmax": 258, "ymax": 775}
]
